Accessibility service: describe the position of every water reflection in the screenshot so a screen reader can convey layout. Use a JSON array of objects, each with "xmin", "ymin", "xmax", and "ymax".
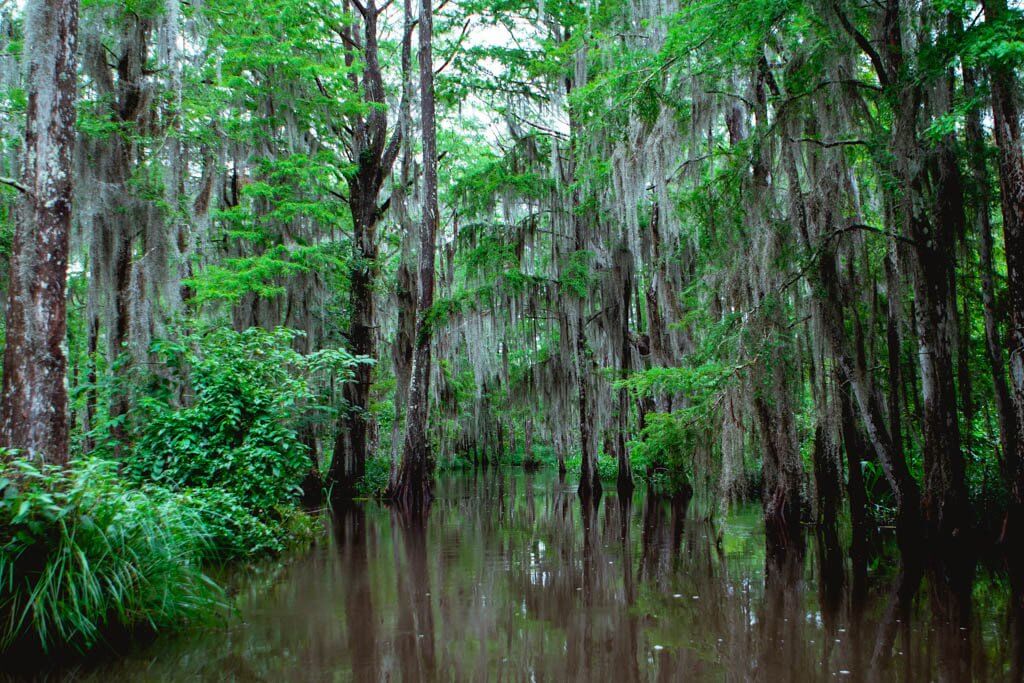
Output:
[{"xmin": 48, "ymin": 469, "xmax": 1022, "ymax": 681}]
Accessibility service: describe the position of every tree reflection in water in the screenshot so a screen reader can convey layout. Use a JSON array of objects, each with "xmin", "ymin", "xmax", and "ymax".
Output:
[{"xmin": 76, "ymin": 469, "xmax": 1021, "ymax": 682}]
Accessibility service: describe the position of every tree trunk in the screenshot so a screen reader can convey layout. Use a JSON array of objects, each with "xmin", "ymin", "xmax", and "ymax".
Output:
[
  {"xmin": 616, "ymin": 246, "xmax": 635, "ymax": 493},
  {"xmin": 753, "ymin": 358, "xmax": 803, "ymax": 541},
  {"xmin": 840, "ymin": 379, "xmax": 870, "ymax": 543},
  {"xmin": 389, "ymin": 0, "xmax": 437, "ymax": 507},
  {"xmin": 388, "ymin": 0, "xmax": 416, "ymax": 488},
  {"xmin": 893, "ymin": 86, "xmax": 970, "ymax": 538},
  {"xmin": 523, "ymin": 417, "xmax": 536, "ymax": 470},
  {"xmin": 808, "ymin": 331, "xmax": 842, "ymax": 530},
  {"xmin": 963, "ymin": 65, "xmax": 1017, "ymax": 475},
  {"xmin": 0, "ymin": 0, "xmax": 78, "ymax": 465},
  {"xmin": 983, "ymin": 0, "xmax": 1024, "ymax": 539},
  {"xmin": 328, "ymin": 0, "xmax": 403, "ymax": 498},
  {"xmin": 565, "ymin": 47, "xmax": 600, "ymax": 501},
  {"xmin": 884, "ymin": 251, "xmax": 906, "ymax": 462},
  {"xmin": 819, "ymin": 247, "xmax": 922, "ymax": 540}
]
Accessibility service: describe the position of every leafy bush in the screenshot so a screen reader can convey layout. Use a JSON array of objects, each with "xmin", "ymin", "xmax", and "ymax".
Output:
[
  {"xmin": 177, "ymin": 488, "xmax": 316, "ymax": 558},
  {"xmin": 0, "ymin": 458, "xmax": 223, "ymax": 654},
  {"xmin": 127, "ymin": 326, "xmax": 362, "ymax": 513},
  {"xmin": 354, "ymin": 456, "xmax": 391, "ymax": 498},
  {"xmin": 437, "ymin": 454, "xmax": 473, "ymax": 471},
  {"xmin": 629, "ymin": 412, "xmax": 694, "ymax": 496},
  {"xmin": 528, "ymin": 444, "xmax": 557, "ymax": 467},
  {"xmin": 564, "ymin": 452, "xmax": 619, "ymax": 480}
]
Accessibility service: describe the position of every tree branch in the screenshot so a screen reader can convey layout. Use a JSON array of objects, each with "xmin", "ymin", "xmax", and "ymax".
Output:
[
  {"xmin": 434, "ymin": 18, "xmax": 471, "ymax": 76},
  {"xmin": 790, "ymin": 136, "xmax": 869, "ymax": 148},
  {"xmin": 831, "ymin": 3, "xmax": 891, "ymax": 88},
  {"xmin": 0, "ymin": 176, "xmax": 27, "ymax": 194}
]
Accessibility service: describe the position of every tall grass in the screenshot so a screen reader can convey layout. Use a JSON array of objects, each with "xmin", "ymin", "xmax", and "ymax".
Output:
[{"xmin": 0, "ymin": 459, "xmax": 224, "ymax": 653}]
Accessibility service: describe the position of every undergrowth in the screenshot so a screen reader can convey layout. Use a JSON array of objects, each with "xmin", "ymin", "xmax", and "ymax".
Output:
[{"xmin": 0, "ymin": 458, "xmax": 223, "ymax": 654}]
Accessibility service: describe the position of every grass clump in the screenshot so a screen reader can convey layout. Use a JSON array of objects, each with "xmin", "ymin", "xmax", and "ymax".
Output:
[{"xmin": 0, "ymin": 458, "xmax": 224, "ymax": 654}]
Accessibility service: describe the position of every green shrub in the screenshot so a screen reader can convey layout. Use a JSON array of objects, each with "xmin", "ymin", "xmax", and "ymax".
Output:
[
  {"xmin": 0, "ymin": 458, "xmax": 223, "ymax": 654},
  {"xmin": 177, "ymin": 488, "xmax": 316, "ymax": 558},
  {"xmin": 354, "ymin": 456, "xmax": 391, "ymax": 498},
  {"xmin": 564, "ymin": 452, "xmax": 619, "ymax": 480},
  {"xmin": 127, "ymin": 326, "xmax": 362, "ymax": 513},
  {"xmin": 629, "ymin": 412, "xmax": 694, "ymax": 496},
  {"xmin": 528, "ymin": 444, "xmax": 557, "ymax": 467},
  {"xmin": 437, "ymin": 454, "xmax": 473, "ymax": 471}
]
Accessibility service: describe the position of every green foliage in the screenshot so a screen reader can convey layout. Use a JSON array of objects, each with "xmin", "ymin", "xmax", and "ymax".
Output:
[
  {"xmin": 559, "ymin": 250, "xmax": 595, "ymax": 298},
  {"xmin": 186, "ymin": 245, "xmax": 343, "ymax": 305},
  {"xmin": 564, "ymin": 452, "xmax": 619, "ymax": 481},
  {"xmin": 0, "ymin": 458, "xmax": 223, "ymax": 654},
  {"xmin": 617, "ymin": 362, "xmax": 731, "ymax": 400},
  {"xmin": 629, "ymin": 412, "xmax": 695, "ymax": 496},
  {"xmin": 961, "ymin": 7, "xmax": 1024, "ymax": 69},
  {"xmin": 355, "ymin": 457, "xmax": 392, "ymax": 498},
  {"xmin": 438, "ymin": 454, "xmax": 474, "ymax": 471},
  {"xmin": 177, "ymin": 487, "xmax": 317, "ymax": 558},
  {"xmin": 126, "ymin": 326, "xmax": 362, "ymax": 514}
]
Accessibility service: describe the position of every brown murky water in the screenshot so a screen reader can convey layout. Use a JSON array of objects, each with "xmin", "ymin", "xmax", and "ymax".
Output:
[{"xmin": 51, "ymin": 469, "xmax": 1024, "ymax": 680}]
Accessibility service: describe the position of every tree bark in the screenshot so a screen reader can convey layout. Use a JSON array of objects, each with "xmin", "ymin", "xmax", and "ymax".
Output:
[
  {"xmin": 840, "ymin": 379, "xmax": 870, "ymax": 542},
  {"xmin": 329, "ymin": 0, "xmax": 404, "ymax": 498},
  {"xmin": 389, "ymin": 0, "xmax": 437, "ymax": 507},
  {"xmin": 983, "ymin": 0, "xmax": 1024, "ymax": 538},
  {"xmin": 523, "ymin": 417, "xmax": 536, "ymax": 469},
  {"xmin": 897, "ymin": 97, "xmax": 970, "ymax": 539},
  {"xmin": 963, "ymin": 63, "xmax": 1017, "ymax": 480},
  {"xmin": 0, "ymin": 0, "xmax": 78, "ymax": 465},
  {"xmin": 564, "ymin": 45, "xmax": 600, "ymax": 501},
  {"xmin": 616, "ymin": 246, "xmax": 635, "ymax": 493}
]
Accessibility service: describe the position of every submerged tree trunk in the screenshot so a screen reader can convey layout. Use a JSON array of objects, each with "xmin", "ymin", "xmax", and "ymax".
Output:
[
  {"xmin": 389, "ymin": 0, "xmax": 436, "ymax": 507},
  {"xmin": 0, "ymin": 0, "xmax": 78, "ymax": 465}
]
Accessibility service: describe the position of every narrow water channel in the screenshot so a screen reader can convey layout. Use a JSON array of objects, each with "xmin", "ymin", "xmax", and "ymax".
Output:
[{"xmin": 46, "ymin": 469, "xmax": 1023, "ymax": 680}]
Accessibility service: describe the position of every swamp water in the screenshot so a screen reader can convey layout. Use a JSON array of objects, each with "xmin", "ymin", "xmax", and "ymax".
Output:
[{"xmin": 19, "ymin": 469, "xmax": 1024, "ymax": 681}]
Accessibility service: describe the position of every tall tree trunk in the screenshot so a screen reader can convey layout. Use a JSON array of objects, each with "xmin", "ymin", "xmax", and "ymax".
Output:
[
  {"xmin": 616, "ymin": 246, "xmax": 635, "ymax": 492},
  {"xmin": 523, "ymin": 417, "xmax": 536, "ymax": 469},
  {"xmin": 564, "ymin": 45, "xmax": 600, "ymax": 501},
  {"xmin": 388, "ymin": 0, "xmax": 417, "ymax": 490},
  {"xmin": 390, "ymin": 0, "xmax": 436, "ymax": 506},
  {"xmin": 0, "ymin": 0, "xmax": 78, "ymax": 465},
  {"xmin": 896, "ymin": 96, "xmax": 969, "ymax": 539},
  {"xmin": 840, "ymin": 378, "xmax": 870, "ymax": 543},
  {"xmin": 983, "ymin": 0, "xmax": 1024, "ymax": 538},
  {"xmin": 883, "ymin": 251, "xmax": 906, "ymax": 461},
  {"xmin": 808, "ymin": 330, "xmax": 842, "ymax": 530},
  {"xmin": 963, "ymin": 65, "xmax": 1016, "ymax": 473},
  {"xmin": 328, "ymin": 0, "xmax": 403, "ymax": 498}
]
